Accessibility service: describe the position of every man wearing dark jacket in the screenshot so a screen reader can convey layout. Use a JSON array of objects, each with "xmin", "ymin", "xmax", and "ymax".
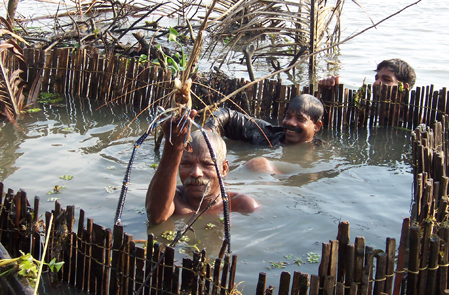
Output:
[
  {"xmin": 205, "ymin": 94, "xmax": 324, "ymax": 147},
  {"xmin": 204, "ymin": 94, "xmax": 324, "ymax": 174}
]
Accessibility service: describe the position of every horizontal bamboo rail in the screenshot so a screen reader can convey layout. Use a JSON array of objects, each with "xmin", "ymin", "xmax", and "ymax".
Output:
[{"xmin": 11, "ymin": 48, "xmax": 448, "ymax": 131}]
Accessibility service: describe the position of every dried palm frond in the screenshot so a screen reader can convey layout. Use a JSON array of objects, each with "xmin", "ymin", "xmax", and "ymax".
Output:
[
  {"xmin": 0, "ymin": 37, "xmax": 28, "ymax": 125},
  {"xmin": 203, "ymin": 0, "xmax": 344, "ymax": 73}
]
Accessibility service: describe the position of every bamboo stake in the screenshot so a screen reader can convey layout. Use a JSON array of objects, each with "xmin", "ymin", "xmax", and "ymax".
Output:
[{"xmin": 34, "ymin": 213, "xmax": 53, "ymax": 295}]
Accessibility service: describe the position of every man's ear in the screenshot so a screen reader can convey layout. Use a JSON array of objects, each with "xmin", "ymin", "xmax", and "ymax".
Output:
[
  {"xmin": 314, "ymin": 120, "xmax": 323, "ymax": 132},
  {"xmin": 221, "ymin": 160, "xmax": 230, "ymax": 177}
]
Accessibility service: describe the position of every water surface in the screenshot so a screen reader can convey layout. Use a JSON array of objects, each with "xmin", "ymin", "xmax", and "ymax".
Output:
[{"xmin": 0, "ymin": 96, "xmax": 412, "ymax": 292}]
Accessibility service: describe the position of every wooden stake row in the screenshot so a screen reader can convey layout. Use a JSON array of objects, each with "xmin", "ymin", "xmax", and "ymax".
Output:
[{"xmin": 13, "ymin": 48, "xmax": 448, "ymax": 131}]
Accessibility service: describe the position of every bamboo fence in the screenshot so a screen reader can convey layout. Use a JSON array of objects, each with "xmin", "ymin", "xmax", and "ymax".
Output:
[{"xmin": 13, "ymin": 48, "xmax": 448, "ymax": 131}]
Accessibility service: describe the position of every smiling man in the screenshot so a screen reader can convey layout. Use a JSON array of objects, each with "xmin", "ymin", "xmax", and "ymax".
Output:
[
  {"xmin": 205, "ymin": 94, "xmax": 324, "ymax": 147},
  {"xmin": 146, "ymin": 111, "xmax": 259, "ymax": 225},
  {"xmin": 319, "ymin": 58, "xmax": 416, "ymax": 90}
]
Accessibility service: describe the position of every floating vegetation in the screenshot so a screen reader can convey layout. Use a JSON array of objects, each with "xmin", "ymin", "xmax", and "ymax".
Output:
[
  {"xmin": 148, "ymin": 163, "xmax": 158, "ymax": 169},
  {"xmin": 59, "ymin": 175, "xmax": 73, "ymax": 180},
  {"xmin": 105, "ymin": 185, "xmax": 119, "ymax": 193},
  {"xmin": 47, "ymin": 185, "xmax": 66, "ymax": 195},
  {"xmin": 205, "ymin": 223, "xmax": 217, "ymax": 230},
  {"xmin": 37, "ymin": 92, "xmax": 63, "ymax": 104},
  {"xmin": 269, "ymin": 261, "xmax": 287, "ymax": 269},
  {"xmin": 0, "ymin": 251, "xmax": 64, "ymax": 288},
  {"xmin": 161, "ymin": 230, "xmax": 190, "ymax": 243},
  {"xmin": 307, "ymin": 252, "xmax": 320, "ymax": 263}
]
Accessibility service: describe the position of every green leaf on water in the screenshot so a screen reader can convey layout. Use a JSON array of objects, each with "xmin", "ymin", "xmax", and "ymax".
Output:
[
  {"xmin": 269, "ymin": 261, "xmax": 287, "ymax": 269},
  {"xmin": 26, "ymin": 108, "xmax": 42, "ymax": 113},
  {"xmin": 205, "ymin": 223, "xmax": 217, "ymax": 230},
  {"xmin": 60, "ymin": 175, "xmax": 73, "ymax": 180},
  {"xmin": 294, "ymin": 257, "xmax": 303, "ymax": 266},
  {"xmin": 161, "ymin": 230, "xmax": 189, "ymax": 242},
  {"xmin": 283, "ymin": 254, "xmax": 292, "ymax": 259},
  {"xmin": 149, "ymin": 163, "xmax": 158, "ymax": 169},
  {"xmin": 307, "ymin": 252, "xmax": 320, "ymax": 263}
]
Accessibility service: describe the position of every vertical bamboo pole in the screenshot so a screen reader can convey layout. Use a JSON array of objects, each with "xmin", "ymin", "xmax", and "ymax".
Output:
[
  {"xmin": 385, "ymin": 238, "xmax": 395, "ymax": 294},
  {"xmin": 393, "ymin": 218, "xmax": 410, "ymax": 295},
  {"xmin": 135, "ymin": 247, "xmax": 145, "ymax": 294},
  {"xmin": 437, "ymin": 226, "xmax": 449, "ymax": 294},
  {"xmin": 337, "ymin": 221, "xmax": 350, "ymax": 283},
  {"xmin": 425, "ymin": 236, "xmax": 439, "ymax": 294},
  {"xmin": 109, "ymin": 224, "xmax": 124, "ymax": 294},
  {"xmin": 354, "ymin": 237, "xmax": 365, "ymax": 287},
  {"xmin": 164, "ymin": 246, "xmax": 175, "ymax": 294},
  {"xmin": 256, "ymin": 272, "xmax": 267, "ymax": 295},
  {"xmin": 144, "ymin": 234, "xmax": 154, "ymax": 295},
  {"xmin": 128, "ymin": 239, "xmax": 136, "ymax": 295},
  {"xmin": 309, "ymin": 274, "xmax": 320, "ymax": 295},
  {"xmin": 278, "ymin": 271, "xmax": 291, "ymax": 295},
  {"xmin": 407, "ymin": 226, "xmax": 420, "ymax": 295},
  {"xmin": 76, "ymin": 209, "xmax": 85, "ymax": 290},
  {"xmin": 373, "ymin": 253, "xmax": 386, "ymax": 295}
]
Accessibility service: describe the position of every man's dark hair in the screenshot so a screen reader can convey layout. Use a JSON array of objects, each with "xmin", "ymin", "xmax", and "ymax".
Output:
[
  {"xmin": 287, "ymin": 94, "xmax": 324, "ymax": 123},
  {"xmin": 375, "ymin": 59, "xmax": 416, "ymax": 88}
]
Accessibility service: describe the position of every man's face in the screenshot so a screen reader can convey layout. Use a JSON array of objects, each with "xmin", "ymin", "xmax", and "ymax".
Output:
[
  {"xmin": 179, "ymin": 144, "xmax": 228, "ymax": 201},
  {"xmin": 281, "ymin": 109, "xmax": 321, "ymax": 144},
  {"xmin": 374, "ymin": 67, "xmax": 399, "ymax": 87}
]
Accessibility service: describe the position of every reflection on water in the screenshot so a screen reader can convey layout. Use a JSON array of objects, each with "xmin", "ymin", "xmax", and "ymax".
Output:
[{"xmin": 0, "ymin": 96, "xmax": 412, "ymax": 293}]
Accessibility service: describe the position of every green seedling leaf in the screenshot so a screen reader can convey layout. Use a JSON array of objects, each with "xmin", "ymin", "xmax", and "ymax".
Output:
[
  {"xmin": 149, "ymin": 163, "xmax": 158, "ymax": 169},
  {"xmin": 284, "ymin": 254, "xmax": 292, "ymax": 259},
  {"xmin": 48, "ymin": 258, "xmax": 64, "ymax": 272},
  {"xmin": 168, "ymin": 27, "xmax": 178, "ymax": 42},
  {"xmin": 60, "ymin": 175, "xmax": 73, "ymax": 180},
  {"xmin": 218, "ymin": 217, "xmax": 224, "ymax": 223}
]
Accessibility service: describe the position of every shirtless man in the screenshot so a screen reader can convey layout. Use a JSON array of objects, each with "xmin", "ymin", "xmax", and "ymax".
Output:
[
  {"xmin": 319, "ymin": 58, "xmax": 416, "ymax": 89},
  {"xmin": 146, "ymin": 110, "xmax": 259, "ymax": 225}
]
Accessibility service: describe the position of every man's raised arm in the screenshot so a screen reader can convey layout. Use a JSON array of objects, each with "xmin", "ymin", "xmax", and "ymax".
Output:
[{"xmin": 146, "ymin": 110, "xmax": 196, "ymax": 224}]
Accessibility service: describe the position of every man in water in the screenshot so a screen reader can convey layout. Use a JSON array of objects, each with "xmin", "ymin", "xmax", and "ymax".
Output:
[
  {"xmin": 319, "ymin": 58, "xmax": 416, "ymax": 89},
  {"xmin": 205, "ymin": 94, "xmax": 324, "ymax": 146},
  {"xmin": 204, "ymin": 94, "xmax": 324, "ymax": 173},
  {"xmin": 146, "ymin": 110, "xmax": 260, "ymax": 225}
]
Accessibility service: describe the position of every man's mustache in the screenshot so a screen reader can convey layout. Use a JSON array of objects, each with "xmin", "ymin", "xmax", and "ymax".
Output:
[
  {"xmin": 184, "ymin": 177, "xmax": 209, "ymax": 185},
  {"xmin": 283, "ymin": 125, "xmax": 303, "ymax": 133}
]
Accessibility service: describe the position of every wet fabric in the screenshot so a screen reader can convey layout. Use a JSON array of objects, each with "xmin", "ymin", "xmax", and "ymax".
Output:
[{"xmin": 204, "ymin": 108, "xmax": 285, "ymax": 146}]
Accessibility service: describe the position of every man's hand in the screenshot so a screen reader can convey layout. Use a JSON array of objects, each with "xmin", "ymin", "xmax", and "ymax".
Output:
[
  {"xmin": 318, "ymin": 76, "xmax": 340, "ymax": 89},
  {"xmin": 161, "ymin": 109, "xmax": 197, "ymax": 148}
]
